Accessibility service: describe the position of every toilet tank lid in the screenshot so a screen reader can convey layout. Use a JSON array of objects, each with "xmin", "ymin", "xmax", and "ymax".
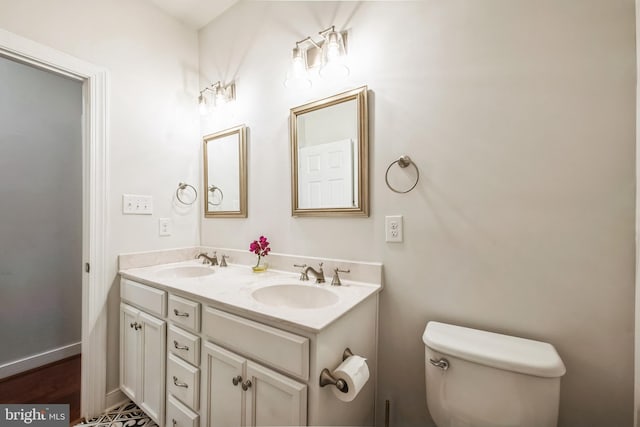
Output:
[{"xmin": 422, "ymin": 321, "xmax": 566, "ymax": 378}]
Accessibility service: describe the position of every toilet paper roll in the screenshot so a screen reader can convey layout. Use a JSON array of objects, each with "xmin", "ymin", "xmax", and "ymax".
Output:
[{"xmin": 331, "ymin": 355, "xmax": 370, "ymax": 402}]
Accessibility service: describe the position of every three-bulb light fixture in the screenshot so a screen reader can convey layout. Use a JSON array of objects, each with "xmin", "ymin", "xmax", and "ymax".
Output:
[
  {"xmin": 198, "ymin": 81, "xmax": 235, "ymax": 115},
  {"xmin": 285, "ymin": 25, "xmax": 349, "ymax": 89}
]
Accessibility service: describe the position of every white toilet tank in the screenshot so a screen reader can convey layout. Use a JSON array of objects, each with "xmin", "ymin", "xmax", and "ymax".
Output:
[{"xmin": 423, "ymin": 321, "xmax": 566, "ymax": 427}]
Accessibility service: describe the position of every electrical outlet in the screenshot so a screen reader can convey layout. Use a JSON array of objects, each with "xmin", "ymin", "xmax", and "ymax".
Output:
[
  {"xmin": 159, "ymin": 218, "xmax": 171, "ymax": 236},
  {"xmin": 123, "ymin": 194, "xmax": 153, "ymax": 215},
  {"xmin": 385, "ymin": 215, "xmax": 403, "ymax": 243}
]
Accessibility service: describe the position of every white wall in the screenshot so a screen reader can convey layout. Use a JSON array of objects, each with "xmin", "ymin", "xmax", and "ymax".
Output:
[
  {"xmin": 199, "ymin": 1, "xmax": 636, "ymax": 426},
  {"xmin": 0, "ymin": 56, "xmax": 82, "ymax": 367},
  {"xmin": 0, "ymin": 0, "xmax": 201, "ymax": 393}
]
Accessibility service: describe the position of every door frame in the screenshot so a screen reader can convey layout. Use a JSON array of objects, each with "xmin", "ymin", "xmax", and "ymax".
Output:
[{"xmin": 0, "ymin": 29, "xmax": 109, "ymax": 419}]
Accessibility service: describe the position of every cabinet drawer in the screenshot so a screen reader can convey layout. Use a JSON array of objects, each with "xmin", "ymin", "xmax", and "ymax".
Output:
[
  {"xmin": 168, "ymin": 324, "xmax": 200, "ymax": 366},
  {"xmin": 202, "ymin": 307, "xmax": 309, "ymax": 380},
  {"xmin": 167, "ymin": 353, "xmax": 200, "ymax": 410},
  {"xmin": 167, "ymin": 394, "xmax": 199, "ymax": 427},
  {"xmin": 169, "ymin": 294, "xmax": 201, "ymax": 332},
  {"xmin": 121, "ymin": 279, "xmax": 166, "ymax": 317}
]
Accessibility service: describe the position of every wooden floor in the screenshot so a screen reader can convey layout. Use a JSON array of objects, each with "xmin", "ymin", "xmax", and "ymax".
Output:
[{"xmin": 0, "ymin": 354, "xmax": 81, "ymax": 425}]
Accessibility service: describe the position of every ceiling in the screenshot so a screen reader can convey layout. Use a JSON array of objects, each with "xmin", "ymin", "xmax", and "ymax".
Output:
[{"xmin": 145, "ymin": 0, "xmax": 239, "ymax": 30}]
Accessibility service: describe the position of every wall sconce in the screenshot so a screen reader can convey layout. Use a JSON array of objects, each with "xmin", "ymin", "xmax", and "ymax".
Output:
[
  {"xmin": 198, "ymin": 81, "xmax": 236, "ymax": 115},
  {"xmin": 284, "ymin": 25, "xmax": 349, "ymax": 88}
]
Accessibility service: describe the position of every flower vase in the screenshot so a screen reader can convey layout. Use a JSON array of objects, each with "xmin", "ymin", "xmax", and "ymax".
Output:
[{"xmin": 252, "ymin": 257, "xmax": 268, "ymax": 273}]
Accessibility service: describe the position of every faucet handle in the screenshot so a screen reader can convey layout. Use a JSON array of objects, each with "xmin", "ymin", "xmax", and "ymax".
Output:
[
  {"xmin": 220, "ymin": 255, "xmax": 228, "ymax": 267},
  {"xmin": 211, "ymin": 251, "xmax": 219, "ymax": 266},
  {"xmin": 331, "ymin": 268, "xmax": 350, "ymax": 286},
  {"xmin": 293, "ymin": 264, "xmax": 308, "ymax": 281}
]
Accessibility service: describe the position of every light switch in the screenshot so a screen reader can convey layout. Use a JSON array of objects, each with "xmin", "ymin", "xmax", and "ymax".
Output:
[{"xmin": 123, "ymin": 194, "xmax": 153, "ymax": 215}]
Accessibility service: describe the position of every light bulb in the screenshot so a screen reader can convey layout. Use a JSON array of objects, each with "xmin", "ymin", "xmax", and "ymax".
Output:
[
  {"xmin": 284, "ymin": 46, "xmax": 312, "ymax": 89},
  {"xmin": 320, "ymin": 30, "xmax": 349, "ymax": 80},
  {"xmin": 215, "ymin": 87, "xmax": 227, "ymax": 107}
]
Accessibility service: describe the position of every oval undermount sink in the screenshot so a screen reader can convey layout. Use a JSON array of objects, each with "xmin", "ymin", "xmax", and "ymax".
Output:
[
  {"xmin": 251, "ymin": 284, "xmax": 339, "ymax": 309},
  {"xmin": 153, "ymin": 265, "xmax": 215, "ymax": 279}
]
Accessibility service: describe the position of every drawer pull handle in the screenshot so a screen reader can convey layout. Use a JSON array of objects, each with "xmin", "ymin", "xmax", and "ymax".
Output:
[
  {"xmin": 130, "ymin": 322, "xmax": 142, "ymax": 330},
  {"xmin": 173, "ymin": 376, "xmax": 189, "ymax": 388},
  {"xmin": 173, "ymin": 309, "xmax": 190, "ymax": 317},
  {"xmin": 173, "ymin": 340, "xmax": 189, "ymax": 351},
  {"xmin": 241, "ymin": 379, "xmax": 252, "ymax": 391},
  {"xmin": 232, "ymin": 375, "xmax": 242, "ymax": 386}
]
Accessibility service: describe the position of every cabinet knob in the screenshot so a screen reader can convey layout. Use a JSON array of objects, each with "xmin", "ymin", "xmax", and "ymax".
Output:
[
  {"xmin": 232, "ymin": 375, "xmax": 242, "ymax": 386},
  {"xmin": 129, "ymin": 322, "xmax": 135, "ymax": 329},
  {"xmin": 241, "ymin": 379, "xmax": 252, "ymax": 391}
]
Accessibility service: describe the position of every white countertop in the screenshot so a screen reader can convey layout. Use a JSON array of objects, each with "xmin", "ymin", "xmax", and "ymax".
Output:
[{"xmin": 119, "ymin": 260, "xmax": 382, "ymax": 333}]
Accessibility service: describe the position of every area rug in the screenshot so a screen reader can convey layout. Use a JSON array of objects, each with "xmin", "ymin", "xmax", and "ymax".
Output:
[{"xmin": 74, "ymin": 400, "xmax": 157, "ymax": 427}]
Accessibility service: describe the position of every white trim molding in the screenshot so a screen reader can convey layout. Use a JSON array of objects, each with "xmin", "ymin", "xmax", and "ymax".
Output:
[
  {"xmin": 0, "ymin": 28, "xmax": 109, "ymax": 420},
  {"xmin": 105, "ymin": 388, "xmax": 128, "ymax": 411},
  {"xmin": 0, "ymin": 342, "xmax": 81, "ymax": 380}
]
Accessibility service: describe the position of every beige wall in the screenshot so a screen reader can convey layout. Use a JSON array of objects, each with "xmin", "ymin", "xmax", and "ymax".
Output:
[
  {"xmin": 199, "ymin": 1, "xmax": 636, "ymax": 425},
  {"xmin": 0, "ymin": 0, "xmax": 201, "ymax": 394}
]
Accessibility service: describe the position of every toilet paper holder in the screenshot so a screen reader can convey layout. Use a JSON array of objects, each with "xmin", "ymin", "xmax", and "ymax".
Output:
[{"xmin": 319, "ymin": 347, "xmax": 354, "ymax": 393}]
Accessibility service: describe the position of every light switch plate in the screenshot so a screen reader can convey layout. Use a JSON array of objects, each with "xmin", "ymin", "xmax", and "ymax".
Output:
[
  {"xmin": 385, "ymin": 215, "xmax": 403, "ymax": 243},
  {"xmin": 123, "ymin": 194, "xmax": 153, "ymax": 215}
]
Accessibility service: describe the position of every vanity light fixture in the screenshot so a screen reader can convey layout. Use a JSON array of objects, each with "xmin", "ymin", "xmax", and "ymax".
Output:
[
  {"xmin": 198, "ymin": 81, "xmax": 236, "ymax": 115},
  {"xmin": 319, "ymin": 26, "xmax": 349, "ymax": 79},
  {"xmin": 284, "ymin": 25, "xmax": 349, "ymax": 88}
]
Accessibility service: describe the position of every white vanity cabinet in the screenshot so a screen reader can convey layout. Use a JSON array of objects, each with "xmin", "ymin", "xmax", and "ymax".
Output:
[
  {"xmin": 119, "ymin": 302, "xmax": 167, "ymax": 426},
  {"xmin": 201, "ymin": 336, "xmax": 307, "ymax": 427},
  {"xmin": 120, "ymin": 273, "xmax": 378, "ymax": 427}
]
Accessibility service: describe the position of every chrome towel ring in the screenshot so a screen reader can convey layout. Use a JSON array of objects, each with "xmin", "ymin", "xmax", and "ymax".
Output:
[
  {"xmin": 385, "ymin": 155, "xmax": 420, "ymax": 194},
  {"xmin": 176, "ymin": 182, "xmax": 197, "ymax": 205},
  {"xmin": 208, "ymin": 185, "xmax": 224, "ymax": 206}
]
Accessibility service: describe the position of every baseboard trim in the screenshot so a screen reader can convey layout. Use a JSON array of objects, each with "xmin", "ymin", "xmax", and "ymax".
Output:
[
  {"xmin": 105, "ymin": 389, "xmax": 127, "ymax": 410},
  {"xmin": 0, "ymin": 342, "xmax": 81, "ymax": 379}
]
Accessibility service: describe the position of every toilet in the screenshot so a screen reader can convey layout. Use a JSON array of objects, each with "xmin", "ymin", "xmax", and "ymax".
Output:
[{"xmin": 422, "ymin": 321, "xmax": 566, "ymax": 427}]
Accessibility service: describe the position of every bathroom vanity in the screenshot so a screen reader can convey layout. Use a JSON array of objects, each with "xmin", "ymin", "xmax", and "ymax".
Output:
[{"xmin": 118, "ymin": 249, "xmax": 381, "ymax": 427}]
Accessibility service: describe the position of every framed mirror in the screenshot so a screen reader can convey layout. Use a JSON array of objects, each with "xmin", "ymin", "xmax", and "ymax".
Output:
[
  {"xmin": 290, "ymin": 86, "xmax": 369, "ymax": 217},
  {"xmin": 203, "ymin": 124, "xmax": 247, "ymax": 218}
]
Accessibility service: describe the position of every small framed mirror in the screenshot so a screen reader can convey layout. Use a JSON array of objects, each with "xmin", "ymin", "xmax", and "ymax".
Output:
[
  {"xmin": 290, "ymin": 86, "xmax": 369, "ymax": 217},
  {"xmin": 203, "ymin": 124, "xmax": 247, "ymax": 218}
]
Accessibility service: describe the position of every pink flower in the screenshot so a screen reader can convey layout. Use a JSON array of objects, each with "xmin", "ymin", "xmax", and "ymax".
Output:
[{"xmin": 249, "ymin": 236, "xmax": 271, "ymax": 258}]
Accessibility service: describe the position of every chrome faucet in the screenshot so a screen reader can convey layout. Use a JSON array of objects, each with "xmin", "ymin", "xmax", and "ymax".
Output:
[
  {"xmin": 303, "ymin": 263, "xmax": 325, "ymax": 284},
  {"xmin": 196, "ymin": 252, "xmax": 217, "ymax": 265}
]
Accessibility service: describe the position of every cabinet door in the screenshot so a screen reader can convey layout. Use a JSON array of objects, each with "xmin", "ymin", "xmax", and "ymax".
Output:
[
  {"xmin": 119, "ymin": 303, "xmax": 139, "ymax": 401},
  {"xmin": 138, "ymin": 310, "xmax": 166, "ymax": 426},
  {"xmin": 245, "ymin": 361, "xmax": 307, "ymax": 427},
  {"xmin": 201, "ymin": 341, "xmax": 245, "ymax": 427}
]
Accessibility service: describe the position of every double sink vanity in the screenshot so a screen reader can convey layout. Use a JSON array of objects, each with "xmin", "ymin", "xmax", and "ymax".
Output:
[{"xmin": 118, "ymin": 247, "xmax": 382, "ymax": 427}]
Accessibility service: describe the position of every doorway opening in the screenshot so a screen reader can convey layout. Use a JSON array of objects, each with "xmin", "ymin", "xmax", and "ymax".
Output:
[{"xmin": 0, "ymin": 28, "xmax": 109, "ymax": 420}]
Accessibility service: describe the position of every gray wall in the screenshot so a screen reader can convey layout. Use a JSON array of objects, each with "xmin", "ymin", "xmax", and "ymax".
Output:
[
  {"xmin": 199, "ymin": 1, "xmax": 636, "ymax": 426},
  {"xmin": 0, "ymin": 56, "xmax": 82, "ymax": 365}
]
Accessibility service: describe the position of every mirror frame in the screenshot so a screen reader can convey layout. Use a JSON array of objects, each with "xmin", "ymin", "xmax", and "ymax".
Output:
[
  {"xmin": 290, "ymin": 86, "xmax": 369, "ymax": 217},
  {"xmin": 203, "ymin": 124, "xmax": 247, "ymax": 218}
]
